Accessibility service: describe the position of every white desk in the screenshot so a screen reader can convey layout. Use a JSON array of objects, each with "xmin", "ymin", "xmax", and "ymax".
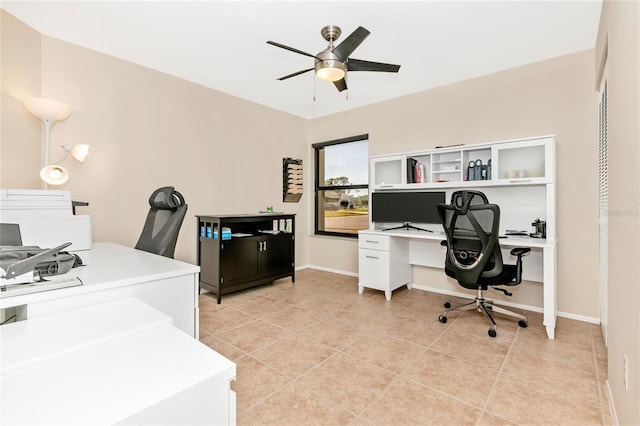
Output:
[
  {"xmin": 358, "ymin": 228, "xmax": 557, "ymax": 339},
  {"xmin": 0, "ymin": 242, "xmax": 200, "ymax": 337},
  {"xmin": 1, "ymin": 298, "xmax": 236, "ymax": 425}
]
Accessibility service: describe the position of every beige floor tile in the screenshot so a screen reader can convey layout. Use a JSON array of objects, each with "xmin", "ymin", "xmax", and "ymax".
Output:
[
  {"xmin": 342, "ymin": 332, "xmax": 425, "ymax": 374},
  {"xmin": 486, "ymin": 373, "xmax": 602, "ymax": 425},
  {"xmin": 231, "ymin": 355, "xmax": 291, "ymax": 415},
  {"xmin": 502, "ymin": 347, "xmax": 599, "ymax": 402},
  {"xmin": 231, "ymin": 296, "xmax": 293, "ymax": 318},
  {"xmin": 216, "ymin": 319, "xmax": 292, "ymax": 353},
  {"xmin": 513, "ymin": 327, "xmax": 595, "ymax": 363},
  {"xmin": 199, "ymin": 307, "xmax": 254, "ymax": 335},
  {"xmin": 299, "ymin": 317, "xmax": 369, "ymax": 350},
  {"xmin": 238, "ymin": 381, "xmax": 356, "ymax": 426},
  {"xmin": 263, "ymin": 304, "xmax": 330, "ymax": 332},
  {"xmin": 403, "ymin": 349, "xmax": 500, "ymax": 408},
  {"xmin": 378, "ymin": 314, "xmax": 444, "ymax": 347},
  {"xmin": 252, "ymin": 334, "xmax": 336, "ymax": 379},
  {"xmin": 358, "ymin": 377, "xmax": 480, "ymax": 425},
  {"xmin": 200, "ymin": 334, "xmax": 246, "ymax": 361},
  {"xmin": 476, "ymin": 411, "xmax": 517, "ymax": 425},
  {"xmin": 434, "ymin": 327, "xmax": 512, "ymax": 367},
  {"xmin": 296, "ymin": 352, "xmax": 396, "ymax": 415}
]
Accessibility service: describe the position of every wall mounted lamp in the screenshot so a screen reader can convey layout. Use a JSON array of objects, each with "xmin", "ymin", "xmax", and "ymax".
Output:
[{"xmin": 39, "ymin": 144, "xmax": 90, "ymax": 186}]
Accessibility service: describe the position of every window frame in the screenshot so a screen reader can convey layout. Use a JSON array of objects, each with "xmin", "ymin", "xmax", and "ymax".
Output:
[{"xmin": 313, "ymin": 134, "xmax": 369, "ymax": 238}]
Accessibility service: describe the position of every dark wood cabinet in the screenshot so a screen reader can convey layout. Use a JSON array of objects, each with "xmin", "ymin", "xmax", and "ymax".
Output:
[{"xmin": 196, "ymin": 214, "xmax": 295, "ymax": 303}]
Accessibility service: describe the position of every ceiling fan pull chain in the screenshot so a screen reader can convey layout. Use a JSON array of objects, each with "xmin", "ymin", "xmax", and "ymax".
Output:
[{"xmin": 313, "ymin": 73, "xmax": 316, "ymax": 101}]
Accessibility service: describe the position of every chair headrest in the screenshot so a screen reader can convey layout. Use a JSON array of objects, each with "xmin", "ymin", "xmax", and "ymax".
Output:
[
  {"xmin": 148, "ymin": 187, "xmax": 185, "ymax": 210},
  {"xmin": 451, "ymin": 190, "xmax": 489, "ymax": 213}
]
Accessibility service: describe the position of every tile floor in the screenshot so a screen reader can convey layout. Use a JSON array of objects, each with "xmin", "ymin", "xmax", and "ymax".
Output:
[{"xmin": 198, "ymin": 269, "xmax": 612, "ymax": 426}]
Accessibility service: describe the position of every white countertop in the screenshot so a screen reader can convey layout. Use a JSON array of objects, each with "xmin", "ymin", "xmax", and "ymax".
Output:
[{"xmin": 359, "ymin": 228, "xmax": 554, "ymax": 249}]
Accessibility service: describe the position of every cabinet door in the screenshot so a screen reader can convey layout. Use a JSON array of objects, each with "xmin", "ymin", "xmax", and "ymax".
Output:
[
  {"xmin": 358, "ymin": 248, "xmax": 390, "ymax": 290},
  {"xmin": 261, "ymin": 234, "xmax": 293, "ymax": 278},
  {"xmin": 494, "ymin": 138, "xmax": 553, "ymax": 183},
  {"xmin": 220, "ymin": 237, "xmax": 260, "ymax": 286},
  {"xmin": 199, "ymin": 238, "xmax": 220, "ymax": 287}
]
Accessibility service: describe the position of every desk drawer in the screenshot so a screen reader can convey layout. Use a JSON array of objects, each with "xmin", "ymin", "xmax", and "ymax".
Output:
[
  {"xmin": 358, "ymin": 234, "xmax": 390, "ymax": 251},
  {"xmin": 359, "ymin": 248, "xmax": 390, "ymax": 289}
]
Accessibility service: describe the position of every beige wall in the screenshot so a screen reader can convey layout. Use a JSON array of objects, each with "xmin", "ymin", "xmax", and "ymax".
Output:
[
  {"xmin": 596, "ymin": 1, "xmax": 640, "ymax": 424},
  {"xmin": 1, "ymin": 11, "xmax": 42, "ymax": 189},
  {"xmin": 1, "ymin": 10, "xmax": 309, "ymax": 265},
  {"xmin": 308, "ymin": 49, "xmax": 600, "ymax": 320}
]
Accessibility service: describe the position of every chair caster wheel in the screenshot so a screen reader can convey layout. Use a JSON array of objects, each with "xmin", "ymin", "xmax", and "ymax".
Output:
[
  {"xmin": 488, "ymin": 329, "xmax": 497, "ymax": 338},
  {"xmin": 443, "ymin": 301, "xmax": 451, "ymax": 309},
  {"xmin": 518, "ymin": 320, "xmax": 528, "ymax": 328},
  {"xmin": 439, "ymin": 315, "xmax": 447, "ymax": 324}
]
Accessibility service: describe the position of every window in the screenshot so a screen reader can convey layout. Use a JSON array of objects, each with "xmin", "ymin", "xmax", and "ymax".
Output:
[{"xmin": 313, "ymin": 134, "xmax": 369, "ymax": 237}]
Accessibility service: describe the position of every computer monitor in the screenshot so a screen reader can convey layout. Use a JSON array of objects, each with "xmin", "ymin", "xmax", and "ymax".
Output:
[
  {"xmin": 0, "ymin": 223, "xmax": 23, "ymax": 245},
  {"xmin": 371, "ymin": 191, "xmax": 445, "ymax": 231}
]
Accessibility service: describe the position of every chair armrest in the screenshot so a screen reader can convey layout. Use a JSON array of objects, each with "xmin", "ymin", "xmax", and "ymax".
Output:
[
  {"xmin": 510, "ymin": 247, "xmax": 531, "ymax": 284},
  {"xmin": 510, "ymin": 247, "xmax": 531, "ymax": 257}
]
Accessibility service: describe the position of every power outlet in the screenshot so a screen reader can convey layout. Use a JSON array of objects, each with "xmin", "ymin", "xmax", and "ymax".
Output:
[{"xmin": 623, "ymin": 355, "xmax": 629, "ymax": 391}]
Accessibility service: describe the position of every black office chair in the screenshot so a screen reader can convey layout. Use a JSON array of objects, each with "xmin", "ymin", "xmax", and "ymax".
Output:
[
  {"xmin": 437, "ymin": 190, "xmax": 530, "ymax": 337},
  {"xmin": 135, "ymin": 186, "xmax": 187, "ymax": 259}
]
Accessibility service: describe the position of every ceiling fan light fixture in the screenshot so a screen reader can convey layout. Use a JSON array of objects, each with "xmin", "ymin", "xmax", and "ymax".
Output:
[{"xmin": 315, "ymin": 58, "xmax": 346, "ymax": 82}]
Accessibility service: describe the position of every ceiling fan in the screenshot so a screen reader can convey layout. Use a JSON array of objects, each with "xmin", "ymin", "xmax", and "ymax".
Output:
[{"xmin": 267, "ymin": 25, "xmax": 400, "ymax": 92}]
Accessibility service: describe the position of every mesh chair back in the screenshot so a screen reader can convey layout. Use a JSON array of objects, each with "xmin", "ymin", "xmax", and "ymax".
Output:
[
  {"xmin": 438, "ymin": 190, "xmax": 503, "ymax": 288},
  {"xmin": 135, "ymin": 187, "xmax": 187, "ymax": 258}
]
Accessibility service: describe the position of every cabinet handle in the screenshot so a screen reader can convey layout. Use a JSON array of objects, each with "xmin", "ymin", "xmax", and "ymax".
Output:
[
  {"xmin": 365, "ymin": 240, "xmax": 379, "ymax": 244},
  {"xmin": 509, "ymin": 179, "xmax": 532, "ymax": 183},
  {"xmin": 365, "ymin": 255, "xmax": 379, "ymax": 259},
  {"xmin": 264, "ymin": 241, "xmax": 267, "ymax": 251}
]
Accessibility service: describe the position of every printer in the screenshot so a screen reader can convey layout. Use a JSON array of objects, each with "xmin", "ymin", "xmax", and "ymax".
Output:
[{"xmin": 0, "ymin": 189, "xmax": 92, "ymax": 251}]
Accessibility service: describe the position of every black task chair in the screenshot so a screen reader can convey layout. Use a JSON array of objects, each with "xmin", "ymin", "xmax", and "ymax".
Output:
[
  {"xmin": 437, "ymin": 190, "xmax": 530, "ymax": 337},
  {"xmin": 135, "ymin": 186, "xmax": 187, "ymax": 259}
]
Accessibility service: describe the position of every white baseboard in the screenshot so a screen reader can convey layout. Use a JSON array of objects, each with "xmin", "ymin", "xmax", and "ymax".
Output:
[
  {"xmin": 605, "ymin": 380, "xmax": 618, "ymax": 425},
  {"xmin": 305, "ymin": 265, "xmax": 358, "ymax": 277}
]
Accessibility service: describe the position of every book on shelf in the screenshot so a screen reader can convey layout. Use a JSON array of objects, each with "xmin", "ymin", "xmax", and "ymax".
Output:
[{"xmin": 407, "ymin": 157, "xmax": 417, "ymax": 183}]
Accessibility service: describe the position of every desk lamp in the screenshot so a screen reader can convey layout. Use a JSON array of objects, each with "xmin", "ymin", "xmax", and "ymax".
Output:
[{"xmin": 24, "ymin": 97, "xmax": 73, "ymax": 187}]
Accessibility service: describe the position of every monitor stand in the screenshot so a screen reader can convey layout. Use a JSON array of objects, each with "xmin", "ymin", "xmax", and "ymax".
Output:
[{"xmin": 382, "ymin": 222, "xmax": 433, "ymax": 232}]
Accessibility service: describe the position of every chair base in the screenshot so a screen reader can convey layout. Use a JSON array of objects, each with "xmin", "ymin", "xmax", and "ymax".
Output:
[{"xmin": 438, "ymin": 289, "xmax": 528, "ymax": 337}]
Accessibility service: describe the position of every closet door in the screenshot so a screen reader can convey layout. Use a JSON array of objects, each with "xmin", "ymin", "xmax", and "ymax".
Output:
[{"xmin": 598, "ymin": 71, "xmax": 608, "ymax": 344}]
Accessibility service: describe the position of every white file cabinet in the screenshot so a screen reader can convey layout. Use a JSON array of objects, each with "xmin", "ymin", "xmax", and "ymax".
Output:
[{"xmin": 358, "ymin": 231, "xmax": 411, "ymax": 300}]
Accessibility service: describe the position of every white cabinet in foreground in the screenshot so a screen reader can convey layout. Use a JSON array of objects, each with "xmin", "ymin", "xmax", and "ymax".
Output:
[{"xmin": 1, "ymin": 298, "xmax": 236, "ymax": 425}]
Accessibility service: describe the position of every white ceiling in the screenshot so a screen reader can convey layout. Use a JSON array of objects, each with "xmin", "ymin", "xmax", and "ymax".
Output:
[{"xmin": 2, "ymin": 1, "xmax": 602, "ymax": 119}]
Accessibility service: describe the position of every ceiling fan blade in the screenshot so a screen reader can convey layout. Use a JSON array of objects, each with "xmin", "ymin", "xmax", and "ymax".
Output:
[
  {"xmin": 277, "ymin": 68, "xmax": 314, "ymax": 81},
  {"xmin": 266, "ymin": 41, "xmax": 317, "ymax": 59},
  {"xmin": 332, "ymin": 26, "xmax": 370, "ymax": 60},
  {"xmin": 347, "ymin": 58, "xmax": 401, "ymax": 73},
  {"xmin": 333, "ymin": 78, "xmax": 347, "ymax": 92}
]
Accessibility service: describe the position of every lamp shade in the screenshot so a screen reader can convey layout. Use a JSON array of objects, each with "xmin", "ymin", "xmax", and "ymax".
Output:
[
  {"xmin": 24, "ymin": 97, "xmax": 72, "ymax": 122},
  {"xmin": 315, "ymin": 58, "xmax": 347, "ymax": 82},
  {"xmin": 40, "ymin": 165, "xmax": 69, "ymax": 186},
  {"xmin": 70, "ymin": 144, "xmax": 90, "ymax": 162}
]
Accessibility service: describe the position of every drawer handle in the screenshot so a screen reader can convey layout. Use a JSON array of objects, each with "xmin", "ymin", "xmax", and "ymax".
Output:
[
  {"xmin": 365, "ymin": 240, "xmax": 380, "ymax": 244},
  {"xmin": 365, "ymin": 255, "xmax": 379, "ymax": 259}
]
